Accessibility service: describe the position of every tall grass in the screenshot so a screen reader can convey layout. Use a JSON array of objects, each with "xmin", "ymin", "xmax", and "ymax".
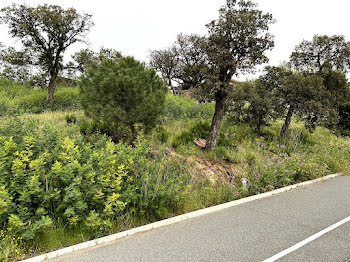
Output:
[{"xmin": 0, "ymin": 78, "xmax": 81, "ymax": 116}]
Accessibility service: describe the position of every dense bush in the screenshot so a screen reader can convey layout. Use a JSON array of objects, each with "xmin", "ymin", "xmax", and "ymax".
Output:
[
  {"xmin": 0, "ymin": 118, "xmax": 193, "ymax": 242},
  {"xmin": 227, "ymin": 80, "xmax": 274, "ymax": 133},
  {"xmin": 79, "ymin": 57, "xmax": 167, "ymax": 142}
]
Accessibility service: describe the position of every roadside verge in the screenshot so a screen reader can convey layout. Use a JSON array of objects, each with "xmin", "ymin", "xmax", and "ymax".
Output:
[{"xmin": 21, "ymin": 173, "xmax": 342, "ymax": 262}]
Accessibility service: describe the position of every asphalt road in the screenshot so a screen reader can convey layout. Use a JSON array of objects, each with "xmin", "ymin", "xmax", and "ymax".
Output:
[{"xmin": 53, "ymin": 175, "xmax": 350, "ymax": 262}]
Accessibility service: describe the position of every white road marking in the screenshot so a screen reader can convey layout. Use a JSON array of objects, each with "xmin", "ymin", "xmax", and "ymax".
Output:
[{"xmin": 263, "ymin": 215, "xmax": 350, "ymax": 262}]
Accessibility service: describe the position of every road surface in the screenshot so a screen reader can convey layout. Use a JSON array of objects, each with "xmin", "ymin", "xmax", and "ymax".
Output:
[{"xmin": 53, "ymin": 175, "xmax": 350, "ymax": 262}]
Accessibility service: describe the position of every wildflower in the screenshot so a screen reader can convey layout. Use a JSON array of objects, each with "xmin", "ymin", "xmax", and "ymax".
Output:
[
  {"xmin": 293, "ymin": 170, "xmax": 297, "ymax": 174},
  {"xmin": 256, "ymin": 173, "xmax": 262, "ymax": 179}
]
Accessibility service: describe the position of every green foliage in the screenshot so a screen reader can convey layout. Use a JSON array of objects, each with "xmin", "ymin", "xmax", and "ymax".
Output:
[
  {"xmin": 171, "ymin": 120, "xmax": 239, "ymax": 149},
  {"xmin": 153, "ymin": 126, "xmax": 169, "ymax": 143},
  {"xmin": 227, "ymin": 80, "xmax": 274, "ymax": 133},
  {"xmin": 10, "ymin": 88, "xmax": 81, "ymax": 114},
  {"xmin": 260, "ymin": 66, "xmax": 337, "ymax": 137},
  {"xmin": 0, "ymin": 228, "xmax": 24, "ymax": 261},
  {"xmin": 0, "ymin": 119, "xmax": 128, "ymax": 239},
  {"xmin": 0, "ymin": 46, "xmax": 33, "ymax": 84},
  {"xmin": 65, "ymin": 114, "xmax": 77, "ymax": 124},
  {"xmin": 0, "ymin": 4, "xmax": 94, "ymax": 100},
  {"xmin": 163, "ymin": 93, "xmax": 214, "ymax": 120},
  {"xmin": 290, "ymin": 35, "xmax": 350, "ymax": 73},
  {"xmin": 0, "ymin": 98, "xmax": 349, "ymax": 259},
  {"xmin": 289, "ymin": 36, "xmax": 350, "ymax": 135},
  {"xmin": 72, "ymin": 47, "xmax": 122, "ymax": 75},
  {"xmin": 79, "ymin": 57, "xmax": 167, "ymax": 142},
  {"xmin": 172, "ymin": 121, "xmax": 211, "ymax": 148},
  {"xmin": 0, "ymin": 118, "xmax": 195, "ymax": 242},
  {"xmin": 0, "ymin": 79, "xmax": 81, "ymax": 115},
  {"xmin": 318, "ymin": 70, "xmax": 350, "ymax": 134},
  {"xmin": 152, "ymin": 0, "xmax": 275, "ymax": 150},
  {"xmin": 78, "ymin": 120, "xmax": 108, "ymax": 137}
]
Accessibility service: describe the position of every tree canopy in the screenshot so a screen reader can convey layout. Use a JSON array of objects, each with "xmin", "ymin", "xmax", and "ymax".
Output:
[
  {"xmin": 290, "ymin": 35, "xmax": 350, "ymax": 73},
  {"xmin": 71, "ymin": 47, "xmax": 122, "ymax": 75}
]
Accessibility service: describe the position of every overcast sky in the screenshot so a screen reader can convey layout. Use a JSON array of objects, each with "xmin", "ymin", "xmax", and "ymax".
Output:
[{"xmin": 1, "ymin": 0, "xmax": 350, "ymax": 80}]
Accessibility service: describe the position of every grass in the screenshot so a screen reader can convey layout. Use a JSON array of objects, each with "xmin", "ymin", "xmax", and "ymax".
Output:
[{"xmin": 21, "ymin": 110, "xmax": 85, "ymax": 127}]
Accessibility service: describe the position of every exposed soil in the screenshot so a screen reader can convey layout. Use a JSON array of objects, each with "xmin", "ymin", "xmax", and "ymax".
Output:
[{"xmin": 166, "ymin": 147, "xmax": 244, "ymax": 183}]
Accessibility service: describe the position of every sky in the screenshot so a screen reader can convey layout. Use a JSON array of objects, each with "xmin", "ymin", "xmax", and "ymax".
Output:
[{"xmin": 1, "ymin": 0, "xmax": 350, "ymax": 80}]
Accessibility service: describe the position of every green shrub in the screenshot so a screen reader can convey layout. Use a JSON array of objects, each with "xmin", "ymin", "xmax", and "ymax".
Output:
[
  {"xmin": 0, "ymin": 78, "xmax": 32, "ymax": 99},
  {"xmin": 191, "ymin": 121, "xmax": 211, "ymax": 138},
  {"xmin": 79, "ymin": 57, "xmax": 167, "ymax": 142},
  {"xmin": 0, "ymin": 118, "xmax": 194, "ymax": 242},
  {"xmin": 0, "ymin": 119, "xmax": 128, "ymax": 239},
  {"xmin": 78, "ymin": 120, "xmax": 110, "ymax": 137},
  {"xmin": 154, "ymin": 125, "xmax": 169, "ymax": 143},
  {"xmin": 65, "ymin": 114, "xmax": 77, "ymax": 124}
]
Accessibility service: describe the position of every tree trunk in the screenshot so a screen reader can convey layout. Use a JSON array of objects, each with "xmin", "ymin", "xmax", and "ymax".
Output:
[
  {"xmin": 130, "ymin": 124, "xmax": 138, "ymax": 142},
  {"xmin": 255, "ymin": 121, "xmax": 261, "ymax": 135},
  {"xmin": 47, "ymin": 71, "xmax": 58, "ymax": 101},
  {"xmin": 280, "ymin": 105, "xmax": 295, "ymax": 138},
  {"xmin": 168, "ymin": 78, "xmax": 177, "ymax": 95},
  {"xmin": 205, "ymin": 90, "xmax": 227, "ymax": 151}
]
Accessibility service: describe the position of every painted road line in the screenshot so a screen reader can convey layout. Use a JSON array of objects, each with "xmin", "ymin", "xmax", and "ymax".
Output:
[{"xmin": 263, "ymin": 215, "xmax": 350, "ymax": 262}]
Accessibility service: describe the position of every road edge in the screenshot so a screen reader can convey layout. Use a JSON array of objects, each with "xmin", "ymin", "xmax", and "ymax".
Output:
[{"xmin": 21, "ymin": 173, "xmax": 342, "ymax": 262}]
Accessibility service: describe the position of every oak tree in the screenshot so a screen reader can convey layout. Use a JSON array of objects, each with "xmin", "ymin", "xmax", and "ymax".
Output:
[
  {"xmin": 149, "ymin": 47, "xmax": 178, "ymax": 94},
  {"xmin": 151, "ymin": 1, "xmax": 274, "ymax": 150},
  {"xmin": 150, "ymin": 34, "xmax": 207, "ymax": 95},
  {"xmin": 0, "ymin": 4, "xmax": 94, "ymax": 101},
  {"xmin": 290, "ymin": 35, "xmax": 350, "ymax": 134},
  {"xmin": 203, "ymin": 0, "xmax": 274, "ymax": 150},
  {"xmin": 261, "ymin": 66, "xmax": 336, "ymax": 137}
]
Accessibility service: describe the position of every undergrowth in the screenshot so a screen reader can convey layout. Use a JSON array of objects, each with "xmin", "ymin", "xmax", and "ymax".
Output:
[{"xmin": 0, "ymin": 93, "xmax": 349, "ymax": 261}]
